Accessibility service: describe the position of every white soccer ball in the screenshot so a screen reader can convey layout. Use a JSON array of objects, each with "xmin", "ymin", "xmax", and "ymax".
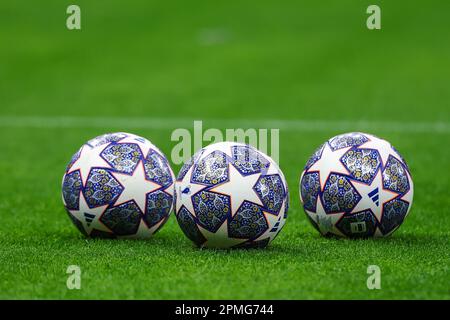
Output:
[
  {"xmin": 175, "ymin": 142, "xmax": 289, "ymax": 249},
  {"xmin": 300, "ymin": 132, "xmax": 413, "ymax": 238},
  {"xmin": 62, "ymin": 132, "xmax": 175, "ymax": 238}
]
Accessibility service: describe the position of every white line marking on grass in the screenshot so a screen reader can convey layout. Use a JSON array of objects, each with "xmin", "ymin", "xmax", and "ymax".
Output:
[{"xmin": 0, "ymin": 116, "xmax": 449, "ymax": 134}]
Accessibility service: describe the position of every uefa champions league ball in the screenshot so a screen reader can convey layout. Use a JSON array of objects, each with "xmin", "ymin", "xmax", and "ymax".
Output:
[
  {"xmin": 62, "ymin": 132, "xmax": 175, "ymax": 238},
  {"xmin": 300, "ymin": 132, "xmax": 413, "ymax": 238},
  {"xmin": 175, "ymin": 142, "xmax": 289, "ymax": 249}
]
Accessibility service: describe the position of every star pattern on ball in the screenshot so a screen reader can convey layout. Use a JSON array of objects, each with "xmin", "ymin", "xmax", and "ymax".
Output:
[
  {"xmin": 112, "ymin": 161, "xmax": 162, "ymax": 214},
  {"xmin": 63, "ymin": 132, "xmax": 176, "ymax": 239},
  {"xmin": 67, "ymin": 144, "xmax": 111, "ymax": 185},
  {"xmin": 210, "ymin": 163, "xmax": 263, "ymax": 215},
  {"xmin": 174, "ymin": 142, "xmax": 288, "ymax": 248},
  {"xmin": 300, "ymin": 132, "xmax": 414, "ymax": 238},
  {"xmin": 305, "ymin": 197, "xmax": 345, "ymax": 236},
  {"xmin": 308, "ymin": 142, "xmax": 350, "ymax": 188},
  {"xmin": 68, "ymin": 192, "xmax": 110, "ymax": 235},
  {"xmin": 351, "ymin": 170, "xmax": 398, "ymax": 223},
  {"xmin": 198, "ymin": 220, "xmax": 247, "ymax": 248}
]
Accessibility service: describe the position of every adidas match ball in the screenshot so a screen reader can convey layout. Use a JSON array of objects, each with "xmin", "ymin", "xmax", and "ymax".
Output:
[
  {"xmin": 175, "ymin": 142, "xmax": 289, "ymax": 249},
  {"xmin": 62, "ymin": 132, "xmax": 175, "ymax": 238},
  {"xmin": 300, "ymin": 132, "xmax": 413, "ymax": 238}
]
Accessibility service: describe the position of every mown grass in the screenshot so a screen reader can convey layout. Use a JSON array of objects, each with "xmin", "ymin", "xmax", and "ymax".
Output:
[{"xmin": 0, "ymin": 1, "xmax": 449, "ymax": 299}]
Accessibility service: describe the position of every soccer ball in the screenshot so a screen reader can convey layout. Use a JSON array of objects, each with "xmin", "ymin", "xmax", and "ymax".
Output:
[
  {"xmin": 62, "ymin": 132, "xmax": 175, "ymax": 238},
  {"xmin": 300, "ymin": 132, "xmax": 413, "ymax": 238},
  {"xmin": 175, "ymin": 142, "xmax": 289, "ymax": 249}
]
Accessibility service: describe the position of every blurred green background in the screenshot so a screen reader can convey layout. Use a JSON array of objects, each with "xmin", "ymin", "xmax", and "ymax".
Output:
[{"xmin": 0, "ymin": 1, "xmax": 448, "ymax": 299}]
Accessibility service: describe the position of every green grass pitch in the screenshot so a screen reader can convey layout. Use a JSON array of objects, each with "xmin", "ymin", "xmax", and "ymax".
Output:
[{"xmin": 0, "ymin": 1, "xmax": 449, "ymax": 299}]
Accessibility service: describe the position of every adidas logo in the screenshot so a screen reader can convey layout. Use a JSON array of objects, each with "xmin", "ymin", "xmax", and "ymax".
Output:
[
  {"xmin": 368, "ymin": 187, "xmax": 379, "ymax": 206},
  {"xmin": 84, "ymin": 212, "xmax": 95, "ymax": 226},
  {"xmin": 270, "ymin": 216, "xmax": 282, "ymax": 232}
]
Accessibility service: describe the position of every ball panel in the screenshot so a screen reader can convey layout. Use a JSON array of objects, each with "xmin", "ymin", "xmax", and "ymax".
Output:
[
  {"xmin": 283, "ymin": 189, "xmax": 289, "ymax": 219},
  {"xmin": 192, "ymin": 191, "xmax": 230, "ymax": 233},
  {"xmin": 144, "ymin": 150, "xmax": 175, "ymax": 188},
  {"xmin": 176, "ymin": 207, "xmax": 206, "ymax": 246},
  {"xmin": 231, "ymin": 145, "xmax": 270, "ymax": 175},
  {"xmin": 329, "ymin": 132, "xmax": 368, "ymax": 151},
  {"xmin": 380, "ymin": 198, "xmax": 410, "ymax": 235},
  {"xmin": 300, "ymin": 172, "xmax": 320, "ymax": 212},
  {"xmin": 382, "ymin": 155, "xmax": 410, "ymax": 194},
  {"xmin": 100, "ymin": 201, "xmax": 142, "ymax": 236},
  {"xmin": 144, "ymin": 190, "xmax": 173, "ymax": 228},
  {"xmin": 228, "ymin": 202, "xmax": 268, "ymax": 239},
  {"xmin": 341, "ymin": 148, "xmax": 381, "ymax": 184},
  {"xmin": 391, "ymin": 145, "xmax": 411, "ymax": 173},
  {"xmin": 101, "ymin": 143, "xmax": 142, "ymax": 173},
  {"xmin": 62, "ymin": 171, "xmax": 82, "ymax": 210},
  {"xmin": 254, "ymin": 174, "xmax": 285, "ymax": 214},
  {"xmin": 321, "ymin": 174, "xmax": 361, "ymax": 213},
  {"xmin": 192, "ymin": 151, "xmax": 228, "ymax": 185},
  {"xmin": 83, "ymin": 168, "xmax": 123, "ymax": 208},
  {"xmin": 86, "ymin": 132, "xmax": 128, "ymax": 148}
]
